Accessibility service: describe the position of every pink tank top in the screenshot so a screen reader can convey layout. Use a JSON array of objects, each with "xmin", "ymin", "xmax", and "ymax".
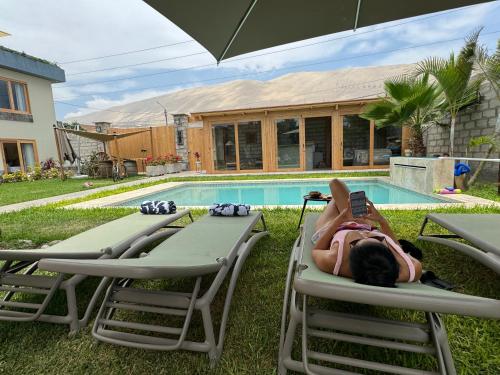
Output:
[{"xmin": 330, "ymin": 222, "xmax": 416, "ymax": 282}]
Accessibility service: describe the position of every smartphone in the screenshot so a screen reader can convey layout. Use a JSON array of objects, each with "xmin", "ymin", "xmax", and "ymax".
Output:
[{"xmin": 349, "ymin": 191, "xmax": 367, "ymax": 217}]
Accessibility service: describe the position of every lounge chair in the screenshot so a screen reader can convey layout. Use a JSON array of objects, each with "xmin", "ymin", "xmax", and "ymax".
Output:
[
  {"xmin": 279, "ymin": 213, "xmax": 500, "ymax": 375},
  {"xmin": 418, "ymin": 213, "xmax": 500, "ymax": 274},
  {"xmin": 0, "ymin": 210, "xmax": 193, "ymax": 332},
  {"xmin": 39, "ymin": 212, "xmax": 268, "ymax": 364}
]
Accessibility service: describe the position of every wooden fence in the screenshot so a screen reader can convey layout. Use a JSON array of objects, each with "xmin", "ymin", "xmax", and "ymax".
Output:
[{"xmin": 106, "ymin": 126, "xmax": 176, "ymax": 172}]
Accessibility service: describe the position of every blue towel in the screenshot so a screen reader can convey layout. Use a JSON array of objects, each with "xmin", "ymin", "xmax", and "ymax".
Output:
[
  {"xmin": 454, "ymin": 163, "xmax": 471, "ymax": 176},
  {"xmin": 209, "ymin": 203, "xmax": 251, "ymax": 216},
  {"xmin": 140, "ymin": 200, "xmax": 176, "ymax": 214}
]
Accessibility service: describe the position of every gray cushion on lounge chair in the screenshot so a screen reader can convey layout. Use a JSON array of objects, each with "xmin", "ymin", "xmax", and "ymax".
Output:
[
  {"xmin": 294, "ymin": 214, "xmax": 500, "ymax": 319},
  {"xmin": 39, "ymin": 213, "xmax": 262, "ymax": 278},
  {"xmin": 0, "ymin": 212, "xmax": 188, "ymax": 261},
  {"xmin": 424, "ymin": 213, "xmax": 500, "ymax": 255}
]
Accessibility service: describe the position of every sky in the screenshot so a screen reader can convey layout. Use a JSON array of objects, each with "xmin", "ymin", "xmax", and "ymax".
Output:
[{"xmin": 1, "ymin": 0, "xmax": 500, "ymax": 122}]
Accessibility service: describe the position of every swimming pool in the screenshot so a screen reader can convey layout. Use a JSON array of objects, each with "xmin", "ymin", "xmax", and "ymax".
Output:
[{"xmin": 115, "ymin": 179, "xmax": 446, "ymax": 207}]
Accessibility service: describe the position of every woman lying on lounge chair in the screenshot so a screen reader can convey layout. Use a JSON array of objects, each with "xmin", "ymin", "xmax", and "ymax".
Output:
[{"xmin": 312, "ymin": 179, "xmax": 422, "ymax": 287}]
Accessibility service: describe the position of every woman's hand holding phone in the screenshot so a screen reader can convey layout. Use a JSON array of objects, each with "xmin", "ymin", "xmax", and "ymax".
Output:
[
  {"xmin": 340, "ymin": 199, "xmax": 355, "ymax": 222},
  {"xmin": 364, "ymin": 199, "xmax": 385, "ymax": 224}
]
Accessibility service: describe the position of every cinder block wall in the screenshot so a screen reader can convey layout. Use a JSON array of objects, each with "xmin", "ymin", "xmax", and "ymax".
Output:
[
  {"xmin": 424, "ymin": 82, "xmax": 499, "ymax": 181},
  {"xmin": 67, "ymin": 133, "xmax": 104, "ymax": 161},
  {"xmin": 66, "ymin": 124, "xmax": 108, "ymax": 162}
]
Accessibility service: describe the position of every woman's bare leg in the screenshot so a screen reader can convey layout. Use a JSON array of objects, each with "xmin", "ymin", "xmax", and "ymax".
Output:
[
  {"xmin": 315, "ymin": 199, "xmax": 340, "ymax": 230},
  {"xmin": 315, "ymin": 179, "xmax": 351, "ymax": 229},
  {"xmin": 329, "ymin": 179, "xmax": 351, "ymax": 212}
]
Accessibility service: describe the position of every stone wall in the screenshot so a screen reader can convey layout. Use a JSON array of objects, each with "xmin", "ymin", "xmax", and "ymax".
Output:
[
  {"xmin": 173, "ymin": 114, "xmax": 189, "ymax": 170},
  {"xmin": 424, "ymin": 81, "xmax": 499, "ymax": 180},
  {"xmin": 67, "ymin": 132, "xmax": 105, "ymax": 161},
  {"xmin": 66, "ymin": 123, "xmax": 110, "ymax": 162}
]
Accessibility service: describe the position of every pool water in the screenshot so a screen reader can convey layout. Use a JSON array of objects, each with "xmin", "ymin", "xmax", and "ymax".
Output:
[{"xmin": 116, "ymin": 180, "xmax": 445, "ymax": 207}]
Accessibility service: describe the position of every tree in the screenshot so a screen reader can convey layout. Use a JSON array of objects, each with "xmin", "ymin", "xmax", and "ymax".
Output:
[
  {"xmin": 416, "ymin": 30, "xmax": 484, "ymax": 156},
  {"xmin": 361, "ymin": 73, "xmax": 443, "ymax": 156},
  {"xmin": 475, "ymin": 38, "xmax": 500, "ymax": 99}
]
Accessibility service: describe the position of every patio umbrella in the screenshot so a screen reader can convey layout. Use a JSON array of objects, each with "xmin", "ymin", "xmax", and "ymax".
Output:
[{"xmin": 144, "ymin": 0, "xmax": 493, "ymax": 63}]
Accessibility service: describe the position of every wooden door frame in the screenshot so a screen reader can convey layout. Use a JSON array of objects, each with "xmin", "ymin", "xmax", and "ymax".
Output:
[
  {"xmin": 207, "ymin": 117, "xmax": 265, "ymax": 173},
  {"xmin": 338, "ymin": 114, "xmax": 400, "ymax": 170},
  {"xmin": 303, "ymin": 114, "xmax": 334, "ymax": 171},
  {"xmin": 269, "ymin": 114, "xmax": 304, "ymax": 172},
  {"xmin": 0, "ymin": 138, "xmax": 39, "ymax": 173}
]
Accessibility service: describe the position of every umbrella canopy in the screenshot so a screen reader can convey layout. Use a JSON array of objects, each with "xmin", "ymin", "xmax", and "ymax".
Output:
[
  {"xmin": 62, "ymin": 128, "xmax": 149, "ymax": 142},
  {"xmin": 144, "ymin": 0, "xmax": 492, "ymax": 62}
]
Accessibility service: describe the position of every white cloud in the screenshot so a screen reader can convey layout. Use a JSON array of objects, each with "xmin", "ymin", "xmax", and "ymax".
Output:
[{"xmin": 2, "ymin": 0, "xmax": 497, "ymax": 119}]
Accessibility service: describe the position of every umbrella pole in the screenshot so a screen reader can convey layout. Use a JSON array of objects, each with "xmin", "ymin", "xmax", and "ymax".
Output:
[
  {"xmin": 52, "ymin": 125, "xmax": 66, "ymax": 180},
  {"xmin": 114, "ymin": 134, "xmax": 121, "ymax": 175}
]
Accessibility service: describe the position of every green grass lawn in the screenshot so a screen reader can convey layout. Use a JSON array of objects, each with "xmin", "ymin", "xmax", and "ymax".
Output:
[
  {"xmin": 0, "ymin": 205, "xmax": 498, "ymax": 374},
  {"xmin": 0, "ymin": 176, "xmax": 145, "ymax": 206},
  {"xmin": 466, "ymin": 182, "xmax": 500, "ymax": 202}
]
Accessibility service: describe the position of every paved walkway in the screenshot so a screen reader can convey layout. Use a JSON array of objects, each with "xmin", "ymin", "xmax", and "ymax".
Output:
[{"xmin": 0, "ymin": 175, "xmax": 171, "ymax": 214}]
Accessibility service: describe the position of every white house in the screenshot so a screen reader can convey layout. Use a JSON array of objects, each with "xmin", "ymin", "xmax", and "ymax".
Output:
[{"xmin": 0, "ymin": 46, "xmax": 65, "ymax": 174}]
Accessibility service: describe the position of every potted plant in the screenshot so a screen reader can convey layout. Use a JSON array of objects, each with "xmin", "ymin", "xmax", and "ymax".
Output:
[
  {"xmin": 174, "ymin": 155, "xmax": 184, "ymax": 172},
  {"xmin": 145, "ymin": 156, "xmax": 162, "ymax": 176},
  {"xmin": 165, "ymin": 154, "xmax": 176, "ymax": 174},
  {"xmin": 194, "ymin": 151, "xmax": 201, "ymax": 173}
]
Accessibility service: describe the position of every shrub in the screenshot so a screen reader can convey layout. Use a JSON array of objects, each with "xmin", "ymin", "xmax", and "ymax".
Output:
[
  {"xmin": 1, "ymin": 167, "xmax": 72, "ymax": 183},
  {"xmin": 1, "ymin": 170, "xmax": 28, "ymax": 183},
  {"xmin": 28, "ymin": 166, "xmax": 43, "ymax": 180},
  {"xmin": 80, "ymin": 152, "xmax": 101, "ymax": 177},
  {"xmin": 145, "ymin": 156, "xmax": 160, "ymax": 166},
  {"xmin": 41, "ymin": 158, "xmax": 57, "ymax": 170}
]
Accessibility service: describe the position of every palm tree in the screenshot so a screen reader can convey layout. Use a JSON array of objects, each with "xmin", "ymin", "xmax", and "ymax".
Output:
[
  {"xmin": 416, "ymin": 30, "xmax": 484, "ymax": 156},
  {"xmin": 361, "ymin": 73, "xmax": 443, "ymax": 156},
  {"xmin": 475, "ymin": 38, "xmax": 500, "ymax": 99}
]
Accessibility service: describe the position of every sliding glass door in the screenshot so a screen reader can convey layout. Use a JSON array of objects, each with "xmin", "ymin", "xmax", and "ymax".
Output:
[
  {"xmin": 276, "ymin": 118, "xmax": 301, "ymax": 170},
  {"xmin": 211, "ymin": 120, "xmax": 263, "ymax": 172},
  {"xmin": 341, "ymin": 114, "xmax": 401, "ymax": 167},
  {"xmin": 212, "ymin": 124, "xmax": 236, "ymax": 171},
  {"xmin": 342, "ymin": 115, "xmax": 370, "ymax": 167},
  {"xmin": 238, "ymin": 121, "xmax": 263, "ymax": 170}
]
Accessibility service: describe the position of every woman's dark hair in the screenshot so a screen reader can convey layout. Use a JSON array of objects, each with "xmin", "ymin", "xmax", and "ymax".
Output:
[{"xmin": 349, "ymin": 242, "xmax": 399, "ymax": 288}]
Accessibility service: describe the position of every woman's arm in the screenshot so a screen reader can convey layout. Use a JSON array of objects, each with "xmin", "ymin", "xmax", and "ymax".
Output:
[
  {"xmin": 313, "ymin": 207, "xmax": 350, "ymax": 250},
  {"xmin": 365, "ymin": 200, "xmax": 399, "ymax": 243}
]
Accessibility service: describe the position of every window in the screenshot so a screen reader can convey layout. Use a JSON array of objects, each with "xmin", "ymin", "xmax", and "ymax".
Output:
[
  {"xmin": 1, "ymin": 139, "xmax": 38, "ymax": 173},
  {"xmin": 373, "ymin": 124, "xmax": 402, "ymax": 165},
  {"xmin": 342, "ymin": 115, "xmax": 370, "ymax": 167},
  {"xmin": 212, "ymin": 124, "xmax": 236, "ymax": 170},
  {"xmin": 211, "ymin": 120, "xmax": 264, "ymax": 171},
  {"xmin": 341, "ymin": 115, "xmax": 402, "ymax": 167},
  {"xmin": 238, "ymin": 121, "xmax": 262, "ymax": 170},
  {"xmin": 0, "ymin": 78, "xmax": 30, "ymax": 113},
  {"xmin": 276, "ymin": 118, "xmax": 300, "ymax": 169},
  {"xmin": 0, "ymin": 80, "xmax": 10, "ymax": 109},
  {"xmin": 176, "ymin": 129, "xmax": 184, "ymax": 146}
]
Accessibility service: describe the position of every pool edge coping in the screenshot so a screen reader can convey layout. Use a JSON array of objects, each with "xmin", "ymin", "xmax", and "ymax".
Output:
[{"xmin": 64, "ymin": 176, "xmax": 499, "ymax": 210}]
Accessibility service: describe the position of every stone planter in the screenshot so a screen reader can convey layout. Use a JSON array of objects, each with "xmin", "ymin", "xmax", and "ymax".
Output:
[
  {"xmin": 145, "ymin": 165, "xmax": 163, "ymax": 177},
  {"xmin": 165, "ymin": 164, "xmax": 176, "ymax": 174},
  {"xmin": 195, "ymin": 160, "xmax": 202, "ymax": 173},
  {"xmin": 178, "ymin": 162, "xmax": 187, "ymax": 172}
]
